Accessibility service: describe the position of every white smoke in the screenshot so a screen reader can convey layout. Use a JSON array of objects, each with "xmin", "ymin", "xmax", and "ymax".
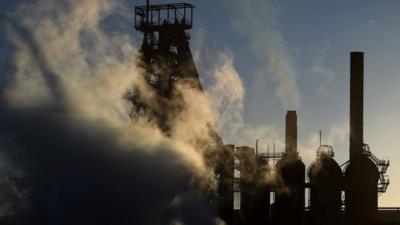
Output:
[
  {"xmin": 0, "ymin": 0, "xmax": 226, "ymax": 223},
  {"xmin": 193, "ymin": 30, "xmax": 285, "ymax": 155},
  {"xmin": 228, "ymin": 0, "xmax": 300, "ymax": 110},
  {"xmin": 310, "ymin": 43, "xmax": 336, "ymax": 94}
]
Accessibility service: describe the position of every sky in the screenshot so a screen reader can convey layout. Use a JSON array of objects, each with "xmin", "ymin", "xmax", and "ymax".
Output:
[
  {"xmin": 189, "ymin": 0, "xmax": 400, "ymax": 207},
  {"xmin": 1, "ymin": 0, "xmax": 400, "ymax": 217}
]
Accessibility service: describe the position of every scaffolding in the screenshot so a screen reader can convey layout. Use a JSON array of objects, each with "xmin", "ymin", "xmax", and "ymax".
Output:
[
  {"xmin": 340, "ymin": 143, "xmax": 390, "ymax": 194},
  {"xmin": 362, "ymin": 144, "xmax": 390, "ymax": 193}
]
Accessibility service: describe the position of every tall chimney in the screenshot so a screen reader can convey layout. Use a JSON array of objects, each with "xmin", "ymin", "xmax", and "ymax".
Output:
[
  {"xmin": 350, "ymin": 52, "xmax": 364, "ymax": 159},
  {"xmin": 285, "ymin": 111, "xmax": 297, "ymax": 155}
]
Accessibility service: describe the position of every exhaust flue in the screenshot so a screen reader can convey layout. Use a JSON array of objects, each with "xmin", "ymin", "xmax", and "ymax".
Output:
[
  {"xmin": 350, "ymin": 52, "xmax": 364, "ymax": 159},
  {"xmin": 285, "ymin": 110, "xmax": 297, "ymax": 155}
]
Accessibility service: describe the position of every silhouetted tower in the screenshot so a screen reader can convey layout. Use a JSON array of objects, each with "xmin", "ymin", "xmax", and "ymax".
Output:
[
  {"xmin": 133, "ymin": 2, "xmax": 226, "ymax": 222},
  {"xmin": 132, "ymin": 1, "xmax": 202, "ymax": 133},
  {"xmin": 308, "ymin": 144, "xmax": 342, "ymax": 225},
  {"xmin": 274, "ymin": 111, "xmax": 305, "ymax": 225},
  {"xmin": 344, "ymin": 52, "xmax": 379, "ymax": 225}
]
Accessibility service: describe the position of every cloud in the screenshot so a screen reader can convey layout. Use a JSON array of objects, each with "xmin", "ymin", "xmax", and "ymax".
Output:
[
  {"xmin": 192, "ymin": 34, "xmax": 291, "ymax": 197},
  {"xmin": 193, "ymin": 32, "xmax": 283, "ymax": 153},
  {"xmin": 369, "ymin": 19, "xmax": 376, "ymax": 25},
  {"xmin": 227, "ymin": 0, "xmax": 300, "ymax": 109},
  {"xmin": 0, "ymin": 0, "xmax": 223, "ymax": 224},
  {"xmin": 310, "ymin": 43, "xmax": 335, "ymax": 94}
]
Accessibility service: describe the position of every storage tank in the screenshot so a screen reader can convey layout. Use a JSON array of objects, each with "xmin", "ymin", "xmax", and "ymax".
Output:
[
  {"xmin": 274, "ymin": 111, "xmax": 305, "ymax": 225},
  {"xmin": 308, "ymin": 145, "xmax": 342, "ymax": 225}
]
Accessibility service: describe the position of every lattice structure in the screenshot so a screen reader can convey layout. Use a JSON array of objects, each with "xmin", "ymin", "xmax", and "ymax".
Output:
[
  {"xmin": 135, "ymin": 3, "xmax": 194, "ymax": 32},
  {"xmin": 130, "ymin": 1, "xmax": 204, "ymax": 133},
  {"xmin": 362, "ymin": 144, "xmax": 390, "ymax": 193},
  {"xmin": 316, "ymin": 144, "xmax": 334, "ymax": 158},
  {"xmin": 341, "ymin": 143, "xmax": 390, "ymax": 194}
]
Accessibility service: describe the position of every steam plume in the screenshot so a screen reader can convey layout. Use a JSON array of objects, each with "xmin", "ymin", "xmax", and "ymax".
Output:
[
  {"xmin": 0, "ymin": 0, "xmax": 223, "ymax": 224},
  {"xmin": 228, "ymin": 0, "xmax": 300, "ymax": 109}
]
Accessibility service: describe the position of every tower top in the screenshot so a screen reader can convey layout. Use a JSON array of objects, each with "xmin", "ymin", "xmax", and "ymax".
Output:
[{"xmin": 135, "ymin": 2, "xmax": 195, "ymax": 32}]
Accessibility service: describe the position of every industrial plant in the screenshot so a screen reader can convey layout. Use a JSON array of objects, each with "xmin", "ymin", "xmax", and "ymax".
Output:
[{"xmin": 133, "ymin": 1, "xmax": 398, "ymax": 225}]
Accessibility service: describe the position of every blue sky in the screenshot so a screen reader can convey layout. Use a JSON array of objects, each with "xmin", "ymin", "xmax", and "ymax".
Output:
[
  {"xmin": 2, "ymin": 0, "xmax": 400, "ymax": 207},
  {"xmin": 190, "ymin": 0, "xmax": 400, "ymax": 206}
]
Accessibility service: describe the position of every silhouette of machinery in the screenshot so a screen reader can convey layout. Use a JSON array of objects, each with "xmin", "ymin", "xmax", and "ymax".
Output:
[
  {"xmin": 132, "ymin": 2, "xmax": 230, "ymax": 223},
  {"xmin": 132, "ymin": 2, "xmax": 394, "ymax": 225},
  {"xmin": 131, "ymin": 1, "xmax": 202, "ymax": 133},
  {"xmin": 228, "ymin": 53, "xmax": 390, "ymax": 225}
]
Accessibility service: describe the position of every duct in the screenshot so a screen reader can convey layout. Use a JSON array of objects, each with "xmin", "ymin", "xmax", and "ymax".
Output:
[
  {"xmin": 350, "ymin": 52, "xmax": 364, "ymax": 158},
  {"xmin": 285, "ymin": 111, "xmax": 297, "ymax": 155}
]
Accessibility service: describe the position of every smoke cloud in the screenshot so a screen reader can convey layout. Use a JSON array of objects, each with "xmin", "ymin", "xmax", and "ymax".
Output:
[
  {"xmin": 193, "ymin": 32, "xmax": 283, "ymax": 153},
  {"xmin": 228, "ymin": 0, "xmax": 300, "ymax": 109},
  {"xmin": 0, "ymin": 0, "xmax": 224, "ymax": 224},
  {"xmin": 192, "ymin": 31, "xmax": 286, "ymax": 193},
  {"xmin": 310, "ymin": 43, "xmax": 336, "ymax": 94}
]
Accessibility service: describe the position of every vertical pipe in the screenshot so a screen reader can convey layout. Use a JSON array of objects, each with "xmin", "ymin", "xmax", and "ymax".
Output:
[
  {"xmin": 158, "ymin": 10, "xmax": 160, "ymax": 26},
  {"xmin": 285, "ymin": 111, "xmax": 298, "ymax": 155},
  {"xmin": 350, "ymin": 52, "xmax": 364, "ymax": 159},
  {"xmin": 273, "ymin": 144, "xmax": 276, "ymax": 165},
  {"xmin": 319, "ymin": 130, "xmax": 322, "ymax": 147},
  {"xmin": 256, "ymin": 139, "xmax": 259, "ymax": 155},
  {"xmin": 191, "ymin": 7, "xmax": 193, "ymax": 26},
  {"xmin": 146, "ymin": 0, "xmax": 149, "ymax": 25}
]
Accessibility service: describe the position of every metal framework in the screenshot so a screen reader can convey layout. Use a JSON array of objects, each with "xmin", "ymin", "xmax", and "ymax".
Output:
[
  {"xmin": 257, "ymin": 152, "xmax": 285, "ymax": 162},
  {"xmin": 135, "ymin": 3, "xmax": 194, "ymax": 32},
  {"xmin": 316, "ymin": 144, "xmax": 335, "ymax": 157},
  {"xmin": 341, "ymin": 143, "xmax": 390, "ymax": 194},
  {"xmin": 362, "ymin": 144, "xmax": 390, "ymax": 193},
  {"xmin": 129, "ymin": 1, "xmax": 203, "ymax": 132}
]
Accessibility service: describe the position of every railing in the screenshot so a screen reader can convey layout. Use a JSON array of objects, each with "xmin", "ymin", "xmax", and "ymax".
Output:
[
  {"xmin": 135, "ymin": 3, "xmax": 194, "ymax": 31},
  {"xmin": 364, "ymin": 144, "xmax": 390, "ymax": 193},
  {"xmin": 339, "ymin": 144, "xmax": 390, "ymax": 194},
  {"xmin": 317, "ymin": 145, "xmax": 334, "ymax": 157}
]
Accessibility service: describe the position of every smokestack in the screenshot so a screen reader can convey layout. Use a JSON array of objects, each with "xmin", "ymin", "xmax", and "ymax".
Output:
[
  {"xmin": 285, "ymin": 110, "xmax": 297, "ymax": 155},
  {"xmin": 350, "ymin": 52, "xmax": 364, "ymax": 159}
]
